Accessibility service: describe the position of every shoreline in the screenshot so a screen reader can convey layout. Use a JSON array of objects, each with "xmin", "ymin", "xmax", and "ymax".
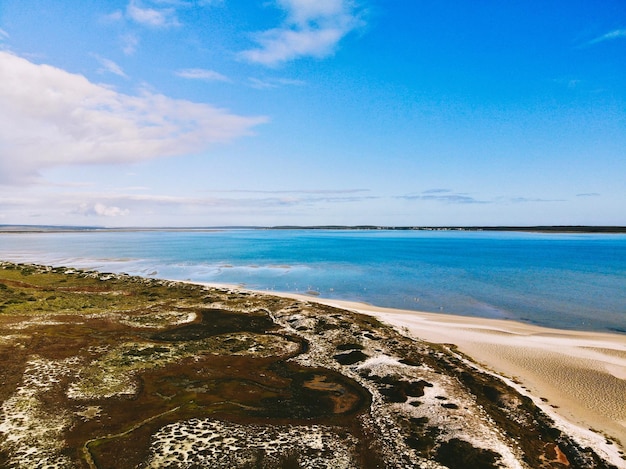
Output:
[
  {"xmin": 196, "ymin": 282, "xmax": 626, "ymax": 458},
  {"xmin": 348, "ymin": 300, "xmax": 626, "ymax": 448}
]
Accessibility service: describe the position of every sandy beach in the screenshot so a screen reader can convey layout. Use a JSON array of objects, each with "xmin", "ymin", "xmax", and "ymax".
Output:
[{"xmin": 255, "ymin": 290, "xmax": 626, "ymax": 457}]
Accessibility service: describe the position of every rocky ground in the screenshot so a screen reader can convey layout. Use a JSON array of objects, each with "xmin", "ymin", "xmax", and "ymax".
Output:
[{"xmin": 0, "ymin": 261, "xmax": 621, "ymax": 468}]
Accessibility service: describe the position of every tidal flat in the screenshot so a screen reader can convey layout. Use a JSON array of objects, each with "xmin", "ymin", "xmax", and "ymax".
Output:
[{"xmin": 0, "ymin": 261, "xmax": 623, "ymax": 468}]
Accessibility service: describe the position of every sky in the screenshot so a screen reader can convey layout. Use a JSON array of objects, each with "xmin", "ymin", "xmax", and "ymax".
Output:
[{"xmin": 0, "ymin": 0, "xmax": 625, "ymax": 227}]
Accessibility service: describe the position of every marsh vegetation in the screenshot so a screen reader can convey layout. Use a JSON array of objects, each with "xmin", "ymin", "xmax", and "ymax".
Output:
[{"xmin": 0, "ymin": 262, "xmax": 618, "ymax": 468}]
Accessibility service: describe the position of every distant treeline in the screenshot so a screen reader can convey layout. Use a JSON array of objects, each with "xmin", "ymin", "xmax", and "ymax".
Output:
[
  {"xmin": 270, "ymin": 225, "xmax": 626, "ymax": 233},
  {"xmin": 465, "ymin": 226, "xmax": 626, "ymax": 233}
]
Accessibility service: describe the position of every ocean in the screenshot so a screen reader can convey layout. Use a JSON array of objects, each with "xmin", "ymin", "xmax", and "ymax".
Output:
[{"xmin": 1, "ymin": 229, "xmax": 625, "ymax": 333}]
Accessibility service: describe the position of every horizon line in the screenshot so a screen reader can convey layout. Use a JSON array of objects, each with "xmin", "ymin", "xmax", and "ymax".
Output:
[{"xmin": 1, "ymin": 224, "xmax": 626, "ymax": 234}]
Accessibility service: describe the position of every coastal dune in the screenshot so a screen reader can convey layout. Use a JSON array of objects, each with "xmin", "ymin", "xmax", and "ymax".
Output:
[
  {"xmin": 272, "ymin": 292, "xmax": 626, "ymax": 454},
  {"xmin": 347, "ymin": 301, "xmax": 626, "ymax": 450}
]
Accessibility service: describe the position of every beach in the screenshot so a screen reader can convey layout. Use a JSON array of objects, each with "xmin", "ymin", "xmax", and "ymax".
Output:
[{"xmin": 266, "ymin": 291, "xmax": 626, "ymax": 457}]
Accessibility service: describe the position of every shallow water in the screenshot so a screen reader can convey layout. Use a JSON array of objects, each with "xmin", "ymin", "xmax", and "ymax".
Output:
[{"xmin": 1, "ymin": 229, "xmax": 625, "ymax": 333}]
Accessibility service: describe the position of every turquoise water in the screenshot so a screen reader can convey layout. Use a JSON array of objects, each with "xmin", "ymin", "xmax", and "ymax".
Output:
[{"xmin": 1, "ymin": 229, "xmax": 625, "ymax": 333}]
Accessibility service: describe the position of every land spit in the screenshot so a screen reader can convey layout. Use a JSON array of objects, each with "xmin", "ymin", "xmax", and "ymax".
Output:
[{"xmin": 0, "ymin": 261, "xmax": 623, "ymax": 468}]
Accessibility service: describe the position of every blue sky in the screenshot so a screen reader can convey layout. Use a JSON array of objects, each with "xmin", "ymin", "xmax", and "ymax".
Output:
[{"xmin": 0, "ymin": 1, "xmax": 624, "ymax": 227}]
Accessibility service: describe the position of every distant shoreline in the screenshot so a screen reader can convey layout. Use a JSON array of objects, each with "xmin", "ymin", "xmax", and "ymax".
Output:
[{"xmin": 2, "ymin": 224, "xmax": 626, "ymax": 234}]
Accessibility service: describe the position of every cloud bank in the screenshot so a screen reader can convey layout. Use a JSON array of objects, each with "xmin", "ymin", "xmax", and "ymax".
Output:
[
  {"xmin": 240, "ymin": 0, "xmax": 364, "ymax": 66},
  {"xmin": 0, "ymin": 188, "xmax": 379, "ymax": 224},
  {"xmin": 398, "ymin": 190, "xmax": 565, "ymax": 205},
  {"xmin": 0, "ymin": 52, "xmax": 267, "ymax": 184}
]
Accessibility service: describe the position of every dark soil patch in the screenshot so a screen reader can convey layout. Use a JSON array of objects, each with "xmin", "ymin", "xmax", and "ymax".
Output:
[
  {"xmin": 435, "ymin": 438, "xmax": 501, "ymax": 469},
  {"xmin": 333, "ymin": 350, "xmax": 368, "ymax": 365},
  {"xmin": 441, "ymin": 403, "xmax": 459, "ymax": 409},
  {"xmin": 151, "ymin": 308, "xmax": 276, "ymax": 341},
  {"xmin": 399, "ymin": 357, "xmax": 421, "ymax": 366},
  {"xmin": 336, "ymin": 343, "xmax": 364, "ymax": 351},
  {"xmin": 365, "ymin": 375, "xmax": 433, "ymax": 403},
  {"xmin": 405, "ymin": 426, "xmax": 439, "ymax": 454}
]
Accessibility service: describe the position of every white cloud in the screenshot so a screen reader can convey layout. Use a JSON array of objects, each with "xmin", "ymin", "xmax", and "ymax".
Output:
[
  {"xmin": 248, "ymin": 77, "xmax": 279, "ymax": 90},
  {"xmin": 247, "ymin": 76, "xmax": 306, "ymax": 89},
  {"xmin": 109, "ymin": 2, "xmax": 219, "ymax": 54},
  {"xmin": 278, "ymin": 0, "xmax": 346, "ymax": 24},
  {"xmin": 400, "ymin": 194, "xmax": 489, "ymax": 205},
  {"xmin": 76, "ymin": 203, "xmax": 130, "ymax": 217},
  {"xmin": 93, "ymin": 55, "xmax": 128, "ymax": 78},
  {"xmin": 399, "ymin": 189, "xmax": 488, "ymax": 204},
  {"xmin": 218, "ymin": 188, "xmax": 368, "ymax": 194},
  {"xmin": 0, "ymin": 51, "xmax": 267, "ymax": 184},
  {"xmin": 55, "ymin": 190, "xmax": 374, "ymax": 211},
  {"xmin": 103, "ymin": 10, "xmax": 124, "ymax": 22},
  {"xmin": 240, "ymin": 0, "xmax": 364, "ymax": 66},
  {"xmin": 0, "ymin": 28, "xmax": 9, "ymax": 39},
  {"xmin": 242, "ymin": 27, "xmax": 345, "ymax": 65},
  {"xmin": 587, "ymin": 29, "xmax": 626, "ymax": 46},
  {"xmin": 126, "ymin": 0, "xmax": 180, "ymax": 27},
  {"xmin": 121, "ymin": 33, "xmax": 140, "ymax": 55},
  {"xmin": 422, "ymin": 188, "xmax": 452, "ymax": 194},
  {"xmin": 175, "ymin": 68, "xmax": 230, "ymax": 82},
  {"xmin": 400, "ymin": 191, "xmax": 567, "ymax": 205},
  {"xmin": 147, "ymin": 0, "xmax": 220, "ymax": 6},
  {"xmin": 84, "ymin": 191, "xmax": 377, "ymax": 211},
  {"xmin": 508, "ymin": 197, "xmax": 565, "ymax": 203},
  {"xmin": 0, "ymin": 186, "xmax": 383, "ymax": 225}
]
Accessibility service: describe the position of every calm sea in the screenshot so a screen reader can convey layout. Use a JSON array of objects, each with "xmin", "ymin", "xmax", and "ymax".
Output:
[{"xmin": 1, "ymin": 229, "xmax": 625, "ymax": 333}]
